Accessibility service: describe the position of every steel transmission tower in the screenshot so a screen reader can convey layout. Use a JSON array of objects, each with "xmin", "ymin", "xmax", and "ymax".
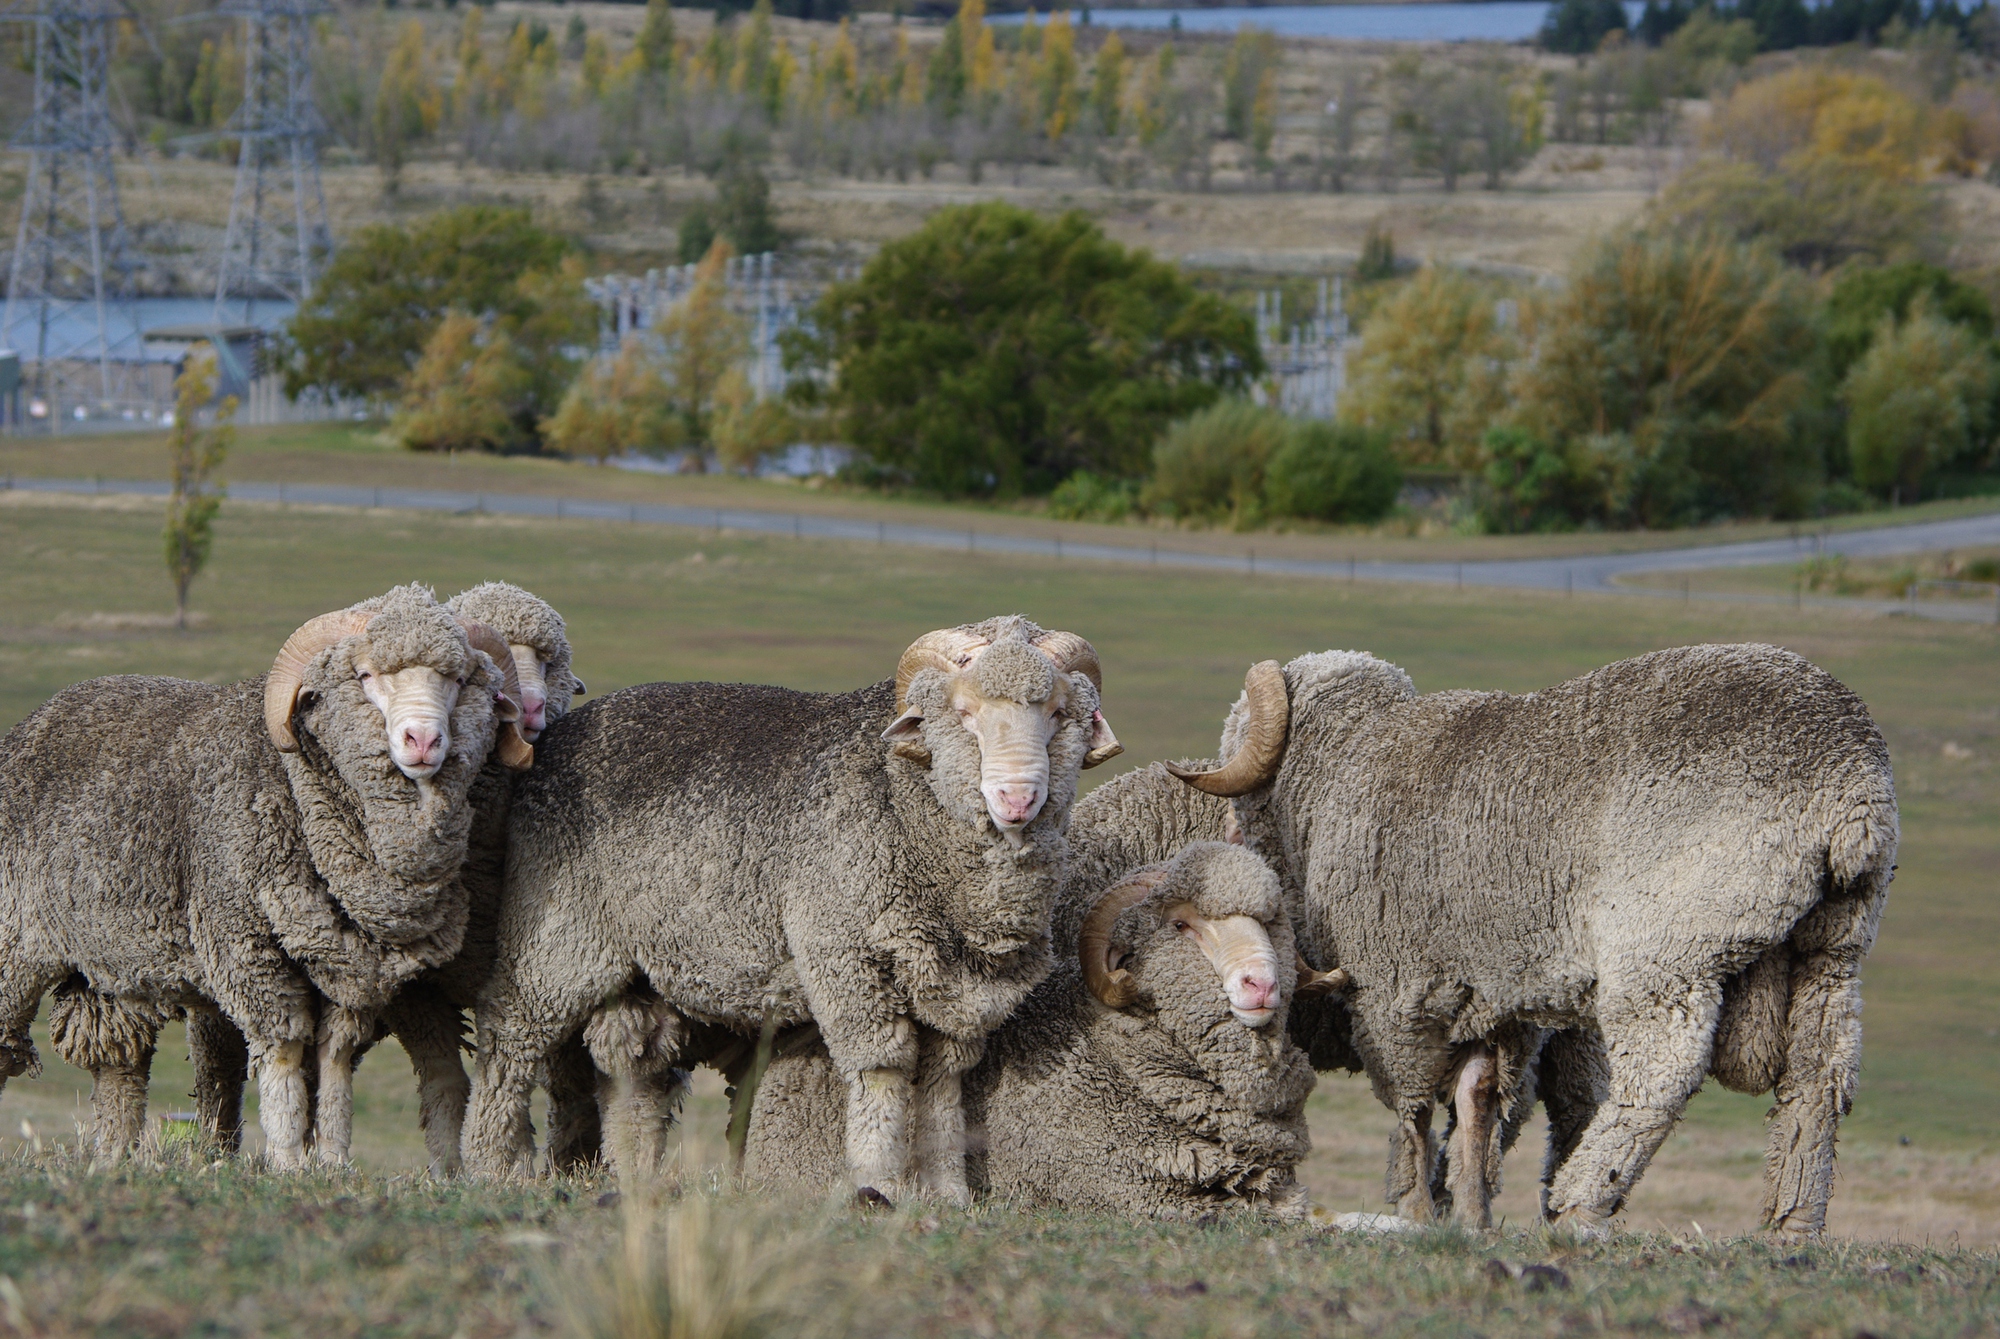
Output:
[
  {"xmin": 2, "ymin": 0, "xmax": 139, "ymax": 406},
  {"xmin": 212, "ymin": 0, "xmax": 331, "ymax": 323}
]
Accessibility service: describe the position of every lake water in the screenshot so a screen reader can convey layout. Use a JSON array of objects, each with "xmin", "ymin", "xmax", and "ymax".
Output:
[
  {"xmin": 0, "ymin": 297, "xmax": 295, "ymax": 362},
  {"xmin": 991, "ymin": 2, "xmax": 1647, "ymax": 42}
]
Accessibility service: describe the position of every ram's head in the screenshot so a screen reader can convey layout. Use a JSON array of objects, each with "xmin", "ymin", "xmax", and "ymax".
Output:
[
  {"xmin": 263, "ymin": 586, "xmax": 533, "ymax": 782},
  {"xmin": 882, "ymin": 616, "xmax": 1120, "ymax": 846},
  {"xmin": 445, "ymin": 581, "xmax": 583, "ymax": 744},
  {"xmin": 1078, "ymin": 842, "xmax": 1298, "ymax": 1031}
]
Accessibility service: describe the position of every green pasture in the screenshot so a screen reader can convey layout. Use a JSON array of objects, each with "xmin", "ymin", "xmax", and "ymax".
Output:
[{"xmin": 0, "ymin": 488, "xmax": 1993, "ymax": 1334}]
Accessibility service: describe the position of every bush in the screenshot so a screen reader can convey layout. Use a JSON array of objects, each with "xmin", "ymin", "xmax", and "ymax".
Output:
[
  {"xmin": 1047, "ymin": 471, "xmax": 1138, "ymax": 522},
  {"xmin": 1476, "ymin": 427, "xmax": 1578, "ymax": 533},
  {"xmin": 1843, "ymin": 309, "xmax": 1995, "ymax": 499},
  {"xmin": 792, "ymin": 202, "xmax": 1262, "ymax": 497},
  {"xmin": 1141, "ymin": 400, "xmax": 1292, "ymax": 528},
  {"xmin": 1511, "ymin": 229, "xmax": 1818, "ymax": 527},
  {"xmin": 1825, "ymin": 261, "xmax": 1994, "ymax": 383},
  {"xmin": 284, "ymin": 206, "xmax": 571, "ymax": 401},
  {"xmin": 1265, "ymin": 422, "xmax": 1401, "ymax": 523}
]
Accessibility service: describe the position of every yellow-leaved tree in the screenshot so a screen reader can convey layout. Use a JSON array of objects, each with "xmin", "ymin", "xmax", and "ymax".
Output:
[
  {"xmin": 163, "ymin": 344, "xmax": 233, "ymax": 631},
  {"xmin": 392, "ymin": 311, "xmax": 531, "ymax": 454},
  {"xmin": 655, "ymin": 239, "xmax": 750, "ymax": 467},
  {"xmin": 543, "ymin": 337, "xmax": 682, "ymax": 463},
  {"xmin": 1341, "ymin": 266, "xmax": 1521, "ymax": 470}
]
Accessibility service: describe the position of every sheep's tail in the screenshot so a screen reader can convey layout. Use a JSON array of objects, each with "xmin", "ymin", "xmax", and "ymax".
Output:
[{"xmin": 1711, "ymin": 755, "xmax": 1898, "ymax": 1096}]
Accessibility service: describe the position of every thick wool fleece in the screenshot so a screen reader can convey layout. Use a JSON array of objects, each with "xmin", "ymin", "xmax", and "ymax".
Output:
[
  {"xmin": 1225, "ymin": 643, "xmax": 1897, "ymax": 1236},
  {"xmin": 463, "ymin": 618, "xmax": 1101, "ymax": 1191},
  {"xmin": 377, "ymin": 583, "xmax": 581, "ymax": 1172},
  {"xmin": 7, "ymin": 586, "xmax": 506, "ymax": 1161},
  {"xmin": 745, "ymin": 841, "xmax": 1316, "ymax": 1220}
]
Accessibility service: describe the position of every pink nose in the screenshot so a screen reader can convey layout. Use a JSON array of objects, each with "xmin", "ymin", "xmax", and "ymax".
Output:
[
  {"xmin": 520, "ymin": 692, "xmax": 547, "ymax": 733},
  {"xmin": 991, "ymin": 785, "xmax": 1040, "ymax": 825},
  {"xmin": 1233, "ymin": 975, "xmax": 1277, "ymax": 1012},
  {"xmin": 400, "ymin": 724, "xmax": 442, "ymax": 763}
]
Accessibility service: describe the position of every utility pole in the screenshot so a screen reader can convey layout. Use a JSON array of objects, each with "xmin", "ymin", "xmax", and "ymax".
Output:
[
  {"xmin": 2, "ymin": 0, "xmax": 139, "ymax": 419},
  {"xmin": 212, "ymin": 0, "xmax": 332, "ymax": 324}
]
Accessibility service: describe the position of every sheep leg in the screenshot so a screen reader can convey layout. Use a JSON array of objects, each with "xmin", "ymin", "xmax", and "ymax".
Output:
[
  {"xmin": 544, "ymin": 1035, "xmax": 603, "ymax": 1172},
  {"xmin": 845, "ymin": 1067, "xmax": 915, "ymax": 1203},
  {"xmin": 1387, "ymin": 1100, "xmax": 1437, "ymax": 1222},
  {"xmin": 0, "ymin": 964, "xmax": 58, "ymax": 1101},
  {"xmin": 384, "ymin": 989, "xmax": 471, "ymax": 1178},
  {"xmin": 312, "ymin": 1005, "xmax": 370, "ymax": 1167},
  {"xmin": 1536, "ymin": 1028, "xmax": 1608, "ymax": 1221},
  {"xmin": 1546, "ymin": 979, "xmax": 1721, "ymax": 1235},
  {"xmin": 911, "ymin": 1031, "xmax": 980, "ymax": 1207},
  {"xmin": 47, "ymin": 983, "xmax": 161, "ymax": 1163},
  {"xmin": 583, "ymin": 993, "xmax": 690, "ymax": 1184},
  {"xmin": 1444, "ymin": 1048, "xmax": 1498, "ymax": 1229},
  {"xmin": 255, "ymin": 1038, "xmax": 312, "ymax": 1170},
  {"xmin": 1762, "ymin": 890, "xmax": 1881, "ymax": 1239},
  {"xmin": 188, "ymin": 1008, "xmax": 249, "ymax": 1156}
]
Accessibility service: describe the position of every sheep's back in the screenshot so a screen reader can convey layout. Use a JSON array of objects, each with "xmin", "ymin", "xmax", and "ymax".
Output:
[
  {"xmin": 0, "ymin": 676, "xmax": 276, "ymax": 993},
  {"xmin": 500, "ymin": 678, "xmax": 900, "ymax": 1023},
  {"xmin": 1292, "ymin": 644, "xmax": 1893, "ymax": 1019}
]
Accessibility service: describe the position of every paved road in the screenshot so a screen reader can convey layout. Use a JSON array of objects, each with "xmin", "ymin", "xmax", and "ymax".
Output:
[{"xmin": 15, "ymin": 474, "xmax": 2000, "ymax": 622}]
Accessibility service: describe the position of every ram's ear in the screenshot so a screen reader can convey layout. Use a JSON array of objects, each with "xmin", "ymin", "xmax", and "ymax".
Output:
[
  {"xmin": 571, "ymin": 675, "xmax": 587, "ymax": 695},
  {"xmin": 493, "ymin": 691, "xmax": 522, "ymax": 724},
  {"xmin": 1082, "ymin": 708, "xmax": 1123, "ymax": 769},
  {"xmin": 881, "ymin": 708, "xmax": 932, "ymax": 765}
]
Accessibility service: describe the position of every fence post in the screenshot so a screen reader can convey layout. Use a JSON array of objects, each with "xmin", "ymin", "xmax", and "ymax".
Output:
[
  {"xmin": 1248, "ymin": 548, "xmax": 1256, "ymax": 575},
  {"xmin": 1055, "ymin": 535, "xmax": 1062, "ymax": 562},
  {"xmin": 877, "ymin": 522, "xmax": 885, "ymax": 545}
]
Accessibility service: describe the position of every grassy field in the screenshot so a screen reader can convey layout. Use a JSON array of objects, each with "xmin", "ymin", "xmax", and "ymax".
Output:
[
  {"xmin": 0, "ymin": 488, "xmax": 1993, "ymax": 1334},
  {"xmin": 8, "ymin": 423, "xmax": 2000, "ymax": 569}
]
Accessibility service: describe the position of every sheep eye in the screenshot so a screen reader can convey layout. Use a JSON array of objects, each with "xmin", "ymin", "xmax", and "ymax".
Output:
[
  {"xmin": 456, "ymin": 675, "xmax": 467, "ymax": 686},
  {"xmin": 1172, "ymin": 920, "xmax": 1191, "ymax": 933},
  {"xmin": 357, "ymin": 671, "xmax": 372, "ymax": 682}
]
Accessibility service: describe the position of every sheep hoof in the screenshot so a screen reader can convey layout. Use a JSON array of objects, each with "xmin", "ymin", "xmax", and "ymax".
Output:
[{"xmin": 854, "ymin": 1186, "xmax": 894, "ymax": 1212}]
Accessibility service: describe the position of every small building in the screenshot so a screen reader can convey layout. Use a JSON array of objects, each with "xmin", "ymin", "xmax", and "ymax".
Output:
[{"xmin": 141, "ymin": 324, "xmax": 265, "ymax": 401}]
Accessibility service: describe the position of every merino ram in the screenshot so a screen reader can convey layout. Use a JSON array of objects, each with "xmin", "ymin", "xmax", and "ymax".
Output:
[
  {"xmin": 462, "ymin": 616, "xmax": 1121, "ymax": 1202},
  {"xmin": 744, "ymin": 836, "xmax": 1317, "ymax": 1220},
  {"xmin": 1168, "ymin": 644, "xmax": 1898, "ymax": 1238},
  {"xmin": 174, "ymin": 581, "xmax": 590, "ymax": 1174},
  {"xmin": 2, "ymin": 584, "xmax": 530, "ymax": 1166}
]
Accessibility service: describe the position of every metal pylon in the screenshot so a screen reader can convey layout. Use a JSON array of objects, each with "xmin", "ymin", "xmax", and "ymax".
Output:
[
  {"xmin": 2, "ymin": 0, "xmax": 138, "ymax": 409},
  {"xmin": 212, "ymin": 0, "xmax": 332, "ymax": 324}
]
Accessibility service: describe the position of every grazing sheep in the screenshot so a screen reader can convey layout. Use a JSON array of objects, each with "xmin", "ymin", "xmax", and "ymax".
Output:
[
  {"xmin": 744, "ymin": 840, "xmax": 1318, "ymax": 1221},
  {"xmin": 462, "ymin": 616, "xmax": 1120, "ymax": 1202},
  {"xmin": 7, "ymin": 584, "xmax": 529, "ymax": 1167},
  {"xmin": 1169, "ymin": 645, "xmax": 1897, "ymax": 1238}
]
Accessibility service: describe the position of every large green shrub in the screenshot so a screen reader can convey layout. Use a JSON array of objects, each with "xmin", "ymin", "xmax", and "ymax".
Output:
[
  {"xmin": 791, "ymin": 203, "xmax": 1262, "ymax": 497},
  {"xmin": 1141, "ymin": 400, "xmax": 1291, "ymax": 528},
  {"xmin": 1265, "ymin": 422, "xmax": 1401, "ymax": 523},
  {"xmin": 1047, "ymin": 471, "xmax": 1138, "ymax": 522},
  {"xmin": 1843, "ymin": 309, "xmax": 1995, "ymax": 499},
  {"xmin": 1476, "ymin": 426, "xmax": 1580, "ymax": 533}
]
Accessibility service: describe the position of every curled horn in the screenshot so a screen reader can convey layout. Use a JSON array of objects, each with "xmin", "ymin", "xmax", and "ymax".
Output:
[
  {"xmin": 1296, "ymin": 956, "xmax": 1352, "ymax": 996},
  {"xmin": 1079, "ymin": 866, "xmax": 1169, "ymax": 1008},
  {"xmin": 893, "ymin": 628, "xmax": 990, "ymax": 714},
  {"xmin": 1032, "ymin": 630, "xmax": 1102, "ymax": 692},
  {"xmin": 264, "ymin": 610, "xmax": 374, "ymax": 752},
  {"xmin": 457, "ymin": 619, "xmax": 534, "ymax": 772},
  {"xmin": 1165, "ymin": 660, "xmax": 1290, "ymax": 798}
]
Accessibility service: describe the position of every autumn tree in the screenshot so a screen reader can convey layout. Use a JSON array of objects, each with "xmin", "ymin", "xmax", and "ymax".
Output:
[
  {"xmin": 543, "ymin": 337, "xmax": 682, "ymax": 462},
  {"xmin": 1511, "ymin": 230, "xmax": 1818, "ymax": 526},
  {"xmin": 163, "ymin": 344, "xmax": 232, "ymax": 631},
  {"xmin": 655, "ymin": 239, "xmax": 751, "ymax": 463},
  {"xmin": 1342, "ymin": 266, "xmax": 1519, "ymax": 469},
  {"xmin": 372, "ymin": 20, "xmax": 443, "ymax": 194}
]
